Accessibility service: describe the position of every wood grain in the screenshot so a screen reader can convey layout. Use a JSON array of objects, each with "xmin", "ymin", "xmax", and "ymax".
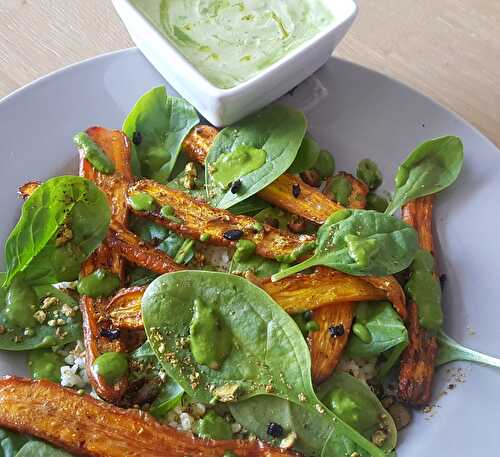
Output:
[{"xmin": 0, "ymin": 0, "xmax": 499, "ymax": 146}]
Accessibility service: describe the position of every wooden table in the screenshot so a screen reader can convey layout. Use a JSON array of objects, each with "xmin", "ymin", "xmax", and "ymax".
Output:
[{"xmin": 1, "ymin": 0, "xmax": 499, "ymax": 146}]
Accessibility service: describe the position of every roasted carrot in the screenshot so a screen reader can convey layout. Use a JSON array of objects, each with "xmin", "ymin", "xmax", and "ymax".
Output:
[
  {"xmin": 398, "ymin": 196, "xmax": 438, "ymax": 407},
  {"xmin": 0, "ymin": 377, "xmax": 298, "ymax": 457},
  {"xmin": 78, "ymin": 127, "xmax": 132, "ymax": 402},
  {"xmin": 107, "ymin": 221, "xmax": 183, "ymax": 275},
  {"xmin": 128, "ymin": 179, "xmax": 316, "ymax": 261},
  {"xmin": 309, "ymin": 302, "xmax": 355, "ymax": 384},
  {"xmin": 107, "ymin": 267, "xmax": 387, "ymax": 330}
]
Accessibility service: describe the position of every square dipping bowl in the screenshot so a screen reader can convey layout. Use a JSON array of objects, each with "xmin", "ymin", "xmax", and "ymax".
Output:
[{"xmin": 113, "ymin": 0, "xmax": 358, "ymax": 127}]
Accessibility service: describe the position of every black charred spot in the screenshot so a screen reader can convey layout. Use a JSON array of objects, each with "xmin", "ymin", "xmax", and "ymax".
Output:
[
  {"xmin": 223, "ymin": 229, "xmax": 244, "ymax": 241},
  {"xmin": 132, "ymin": 131, "xmax": 143, "ymax": 146},
  {"xmin": 328, "ymin": 324, "xmax": 345, "ymax": 338},
  {"xmin": 267, "ymin": 422, "xmax": 284, "ymax": 438}
]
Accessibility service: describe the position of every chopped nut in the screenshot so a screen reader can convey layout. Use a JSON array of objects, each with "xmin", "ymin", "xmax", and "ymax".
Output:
[
  {"xmin": 371, "ymin": 430, "xmax": 387, "ymax": 447},
  {"xmin": 55, "ymin": 225, "xmax": 73, "ymax": 247},
  {"xmin": 280, "ymin": 432, "xmax": 297, "ymax": 449},
  {"xmin": 298, "ymin": 392, "xmax": 306, "ymax": 402},
  {"xmin": 61, "ymin": 304, "xmax": 75, "ymax": 317},
  {"xmin": 33, "ymin": 310, "xmax": 47, "ymax": 324},
  {"xmin": 56, "ymin": 318, "xmax": 65, "ymax": 326},
  {"xmin": 41, "ymin": 296, "xmax": 58, "ymax": 310},
  {"xmin": 47, "ymin": 320, "xmax": 56, "ymax": 327},
  {"xmin": 213, "ymin": 383, "xmax": 239, "ymax": 402}
]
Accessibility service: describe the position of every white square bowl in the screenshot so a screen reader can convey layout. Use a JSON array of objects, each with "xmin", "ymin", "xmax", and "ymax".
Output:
[{"xmin": 113, "ymin": 0, "xmax": 358, "ymax": 126}]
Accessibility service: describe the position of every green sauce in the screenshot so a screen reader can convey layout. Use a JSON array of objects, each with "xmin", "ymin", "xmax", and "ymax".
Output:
[
  {"xmin": 190, "ymin": 298, "xmax": 232, "ymax": 370},
  {"xmin": 328, "ymin": 175, "xmax": 352, "ymax": 206},
  {"xmin": 211, "ymin": 145, "xmax": 266, "ymax": 189},
  {"xmin": 196, "ymin": 411, "xmax": 233, "ymax": 440},
  {"xmin": 128, "ymin": 192, "xmax": 156, "ymax": 212},
  {"xmin": 77, "ymin": 268, "xmax": 121, "ymax": 298},
  {"xmin": 92, "ymin": 352, "xmax": 129, "ymax": 384},
  {"xmin": 5, "ymin": 279, "xmax": 38, "ymax": 328},
  {"xmin": 73, "ymin": 132, "xmax": 115, "ymax": 175},
  {"xmin": 405, "ymin": 249, "xmax": 443, "ymax": 331},
  {"xmin": 28, "ymin": 349, "xmax": 64, "ymax": 383},
  {"xmin": 131, "ymin": 0, "xmax": 334, "ymax": 89},
  {"xmin": 356, "ymin": 159, "xmax": 383, "ymax": 191}
]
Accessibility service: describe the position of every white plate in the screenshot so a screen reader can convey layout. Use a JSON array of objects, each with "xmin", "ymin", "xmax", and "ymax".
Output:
[{"xmin": 0, "ymin": 48, "xmax": 499, "ymax": 456}]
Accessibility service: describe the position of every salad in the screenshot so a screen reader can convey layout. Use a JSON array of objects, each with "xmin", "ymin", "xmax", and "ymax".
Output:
[{"xmin": 0, "ymin": 86, "xmax": 499, "ymax": 457}]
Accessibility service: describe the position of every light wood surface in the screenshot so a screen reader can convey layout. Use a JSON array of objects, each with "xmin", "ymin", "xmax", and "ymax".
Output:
[{"xmin": 0, "ymin": 0, "xmax": 499, "ymax": 146}]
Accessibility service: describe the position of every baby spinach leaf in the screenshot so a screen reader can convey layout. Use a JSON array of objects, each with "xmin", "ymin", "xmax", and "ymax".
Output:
[
  {"xmin": 123, "ymin": 86, "xmax": 199, "ymax": 181},
  {"xmin": 317, "ymin": 372, "xmax": 397, "ymax": 452},
  {"xmin": 3, "ymin": 176, "xmax": 110, "ymax": 287},
  {"xmin": 436, "ymin": 330, "xmax": 500, "ymax": 369},
  {"xmin": 230, "ymin": 394, "xmax": 381, "ymax": 457},
  {"xmin": 230, "ymin": 395, "xmax": 336, "ymax": 457},
  {"xmin": 0, "ymin": 275, "xmax": 82, "ymax": 351},
  {"xmin": 287, "ymin": 134, "xmax": 320, "ymax": 175},
  {"xmin": 0, "ymin": 428, "xmax": 29, "ymax": 457},
  {"xmin": 346, "ymin": 302, "xmax": 408, "ymax": 377},
  {"xmin": 272, "ymin": 209, "xmax": 418, "ymax": 281},
  {"xmin": 142, "ymin": 271, "xmax": 386, "ymax": 457},
  {"xmin": 229, "ymin": 196, "xmax": 269, "ymax": 216},
  {"xmin": 205, "ymin": 105, "xmax": 307, "ymax": 209},
  {"xmin": 385, "ymin": 136, "xmax": 464, "ymax": 215},
  {"xmin": 15, "ymin": 441, "xmax": 72, "ymax": 457}
]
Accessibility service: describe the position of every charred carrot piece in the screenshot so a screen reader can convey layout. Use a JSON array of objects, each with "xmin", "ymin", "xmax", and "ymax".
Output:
[
  {"xmin": 0, "ymin": 377, "xmax": 298, "ymax": 457},
  {"xmin": 107, "ymin": 221, "xmax": 183, "ymax": 275},
  {"xmin": 106, "ymin": 267, "xmax": 387, "ymax": 331},
  {"xmin": 78, "ymin": 127, "xmax": 132, "ymax": 403},
  {"xmin": 128, "ymin": 179, "xmax": 316, "ymax": 261},
  {"xmin": 309, "ymin": 302, "xmax": 355, "ymax": 384},
  {"xmin": 398, "ymin": 196, "xmax": 438, "ymax": 407}
]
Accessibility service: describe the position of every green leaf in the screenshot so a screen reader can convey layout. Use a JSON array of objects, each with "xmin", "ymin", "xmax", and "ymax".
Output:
[
  {"xmin": 205, "ymin": 105, "xmax": 307, "ymax": 209},
  {"xmin": 436, "ymin": 330, "xmax": 500, "ymax": 368},
  {"xmin": 15, "ymin": 441, "xmax": 72, "ymax": 456},
  {"xmin": 272, "ymin": 209, "xmax": 418, "ymax": 281},
  {"xmin": 317, "ymin": 372, "xmax": 397, "ymax": 452},
  {"xmin": 385, "ymin": 136, "xmax": 464, "ymax": 215},
  {"xmin": 346, "ymin": 302, "xmax": 408, "ymax": 377},
  {"xmin": 229, "ymin": 196, "xmax": 269, "ymax": 216},
  {"xmin": 142, "ymin": 271, "xmax": 386, "ymax": 457},
  {"xmin": 0, "ymin": 428, "xmax": 29, "ymax": 457},
  {"xmin": 3, "ymin": 176, "xmax": 110, "ymax": 287},
  {"xmin": 230, "ymin": 395, "xmax": 337, "ymax": 457},
  {"xmin": 123, "ymin": 86, "xmax": 199, "ymax": 181},
  {"xmin": 287, "ymin": 134, "xmax": 320, "ymax": 175},
  {"xmin": 0, "ymin": 278, "xmax": 82, "ymax": 351}
]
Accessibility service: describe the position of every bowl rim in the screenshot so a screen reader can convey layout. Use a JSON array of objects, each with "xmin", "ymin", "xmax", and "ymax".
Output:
[{"xmin": 113, "ymin": 0, "xmax": 358, "ymax": 97}]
